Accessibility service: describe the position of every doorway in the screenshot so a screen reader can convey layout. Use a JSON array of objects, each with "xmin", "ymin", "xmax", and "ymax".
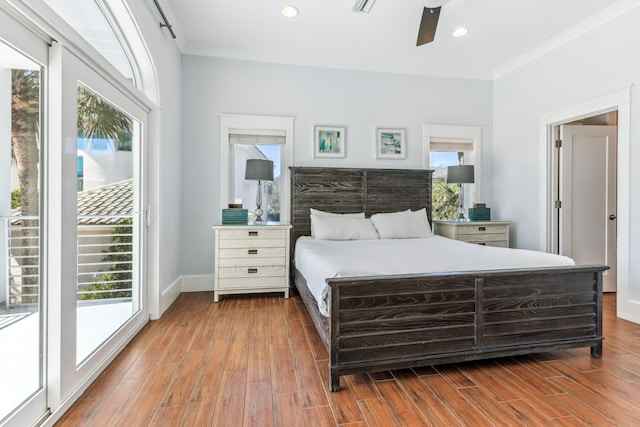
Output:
[
  {"xmin": 539, "ymin": 87, "xmax": 638, "ymax": 323},
  {"xmin": 552, "ymin": 113, "xmax": 617, "ymax": 292}
]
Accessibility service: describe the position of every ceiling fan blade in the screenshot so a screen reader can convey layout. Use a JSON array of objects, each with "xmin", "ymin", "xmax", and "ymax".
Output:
[{"xmin": 416, "ymin": 7, "xmax": 441, "ymax": 46}]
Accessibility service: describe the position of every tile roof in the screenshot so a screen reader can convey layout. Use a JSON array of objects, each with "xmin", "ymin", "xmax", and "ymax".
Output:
[
  {"xmin": 76, "ymin": 179, "xmax": 133, "ymax": 225},
  {"xmin": 10, "ymin": 179, "xmax": 133, "ymax": 226}
]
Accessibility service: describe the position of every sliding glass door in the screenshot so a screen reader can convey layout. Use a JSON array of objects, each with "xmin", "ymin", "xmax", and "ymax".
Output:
[
  {"xmin": 75, "ymin": 84, "xmax": 142, "ymax": 364},
  {"xmin": 48, "ymin": 43, "xmax": 149, "ymax": 402},
  {"xmin": 1, "ymin": 2, "xmax": 151, "ymax": 425},
  {"xmin": 0, "ymin": 11, "xmax": 49, "ymax": 426}
]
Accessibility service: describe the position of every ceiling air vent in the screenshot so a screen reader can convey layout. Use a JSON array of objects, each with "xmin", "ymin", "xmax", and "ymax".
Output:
[{"xmin": 352, "ymin": 0, "xmax": 376, "ymax": 13}]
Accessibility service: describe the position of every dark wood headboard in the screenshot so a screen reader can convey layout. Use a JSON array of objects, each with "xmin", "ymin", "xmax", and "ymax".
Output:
[{"xmin": 289, "ymin": 167, "xmax": 434, "ymax": 257}]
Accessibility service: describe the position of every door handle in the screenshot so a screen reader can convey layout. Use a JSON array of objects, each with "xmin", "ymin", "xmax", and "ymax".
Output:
[{"xmin": 609, "ymin": 214, "xmax": 617, "ymax": 220}]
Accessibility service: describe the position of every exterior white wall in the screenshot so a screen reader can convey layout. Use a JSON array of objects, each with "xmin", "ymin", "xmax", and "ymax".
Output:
[
  {"xmin": 232, "ymin": 144, "xmax": 270, "ymax": 215},
  {"xmin": 78, "ymin": 148, "xmax": 133, "ymax": 190},
  {"xmin": 492, "ymin": 8, "xmax": 640, "ymax": 296},
  {"xmin": 181, "ymin": 56, "xmax": 493, "ymax": 275}
]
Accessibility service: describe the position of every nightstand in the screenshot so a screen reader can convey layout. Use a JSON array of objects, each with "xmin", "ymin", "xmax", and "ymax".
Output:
[
  {"xmin": 212, "ymin": 223, "xmax": 292, "ymax": 302},
  {"xmin": 433, "ymin": 220, "xmax": 511, "ymax": 248}
]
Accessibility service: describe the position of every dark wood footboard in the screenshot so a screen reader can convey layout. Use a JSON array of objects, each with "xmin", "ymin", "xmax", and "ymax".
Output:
[{"xmin": 312, "ymin": 265, "xmax": 605, "ymax": 391}]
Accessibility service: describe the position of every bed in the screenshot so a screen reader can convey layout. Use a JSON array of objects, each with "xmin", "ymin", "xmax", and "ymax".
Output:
[{"xmin": 289, "ymin": 166, "xmax": 606, "ymax": 392}]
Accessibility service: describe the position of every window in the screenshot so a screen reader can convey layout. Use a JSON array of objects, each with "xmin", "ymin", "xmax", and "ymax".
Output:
[
  {"xmin": 75, "ymin": 82, "xmax": 140, "ymax": 364},
  {"xmin": 43, "ymin": 0, "xmax": 135, "ymax": 82},
  {"xmin": 230, "ymin": 132, "xmax": 284, "ymax": 222},
  {"xmin": 219, "ymin": 115, "xmax": 294, "ymax": 224},
  {"xmin": 77, "ymin": 156, "xmax": 84, "ymax": 191},
  {"xmin": 423, "ymin": 125, "xmax": 482, "ymax": 220}
]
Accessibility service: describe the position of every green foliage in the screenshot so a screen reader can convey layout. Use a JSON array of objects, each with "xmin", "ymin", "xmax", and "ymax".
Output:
[
  {"xmin": 267, "ymin": 175, "xmax": 281, "ymax": 221},
  {"xmin": 432, "ymin": 176, "xmax": 460, "ymax": 220},
  {"xmin": 79, "ymin": 219, "xmax": 133, "ymax": 300},
  {"xmin": 11, "ymin": 189, "xmax": 21, "ymax": 209}
]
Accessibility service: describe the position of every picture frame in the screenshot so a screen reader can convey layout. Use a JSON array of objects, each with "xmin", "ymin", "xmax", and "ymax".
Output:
[
  {"xmin": 314, "ymin": 125, "xmax": 346, "ymax": 158},
  {"xmin": 376, "ymin": 128, "xmax": 406, "ymax": 159}
]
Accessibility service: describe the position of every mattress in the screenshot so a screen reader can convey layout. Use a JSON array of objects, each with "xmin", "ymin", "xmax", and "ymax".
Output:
[{"xmin": 294, "ymin": 235, "xmax": 575, "ymax": 317}]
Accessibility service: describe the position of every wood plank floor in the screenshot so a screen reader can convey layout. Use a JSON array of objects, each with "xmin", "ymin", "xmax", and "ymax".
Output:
[{"xmin": 56, "ymin": 292, "xmax": 640, "ymax": 426}]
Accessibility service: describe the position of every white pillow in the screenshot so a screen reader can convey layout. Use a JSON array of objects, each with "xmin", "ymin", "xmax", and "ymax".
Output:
[
  {"xmin": 370, "ymin": 209, "xmax": 433, "ymax": 239},
  {"xmin": 310, "ymin": 215, "xmax": 379, "ymax": 240},
  {"xmin": 310, "ymin": 208, "xmax": 365, "ymax": 237},
  {"xmin": 310, "ymin": 208, "xmax": 365, "ymax": 218}
]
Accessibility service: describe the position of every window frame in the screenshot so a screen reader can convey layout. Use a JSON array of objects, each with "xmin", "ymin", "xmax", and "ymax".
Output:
[
  {"xmin": 219, "ymin": 114, "xmax": 294, "ymax": 224},
  {"xmin": 423, "ymin": 124, "xmax": 482, "ymax": 210}
]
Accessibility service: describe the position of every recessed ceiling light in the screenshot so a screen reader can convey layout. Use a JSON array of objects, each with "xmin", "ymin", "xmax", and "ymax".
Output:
[
  {"xmin": 282, "ymin": 5, "xmax": 299, "ymax": 18},
  {"xmin": 452, "ymin": 27, "xmax": 469, "ymax": 38}
]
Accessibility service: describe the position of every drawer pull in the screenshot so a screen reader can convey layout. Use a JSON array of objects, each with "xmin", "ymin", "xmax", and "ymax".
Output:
[
  {"xmin": 478, "ymin": 226, "xmax": 486, "ymax": 231},
  {"xmin": 248, "ymin": 249, "xmax": 258, "ymax": 255},
  {"xmin": 479, "ymin": 242, "xmax": 486, "ymax": 246},
  {"xmin": 248, "ymin": 268, "xmax": 258, "ymax": 274},
  {"xmin": 248, "ymin": 231, "xmax": 258, "ymax": 237}
]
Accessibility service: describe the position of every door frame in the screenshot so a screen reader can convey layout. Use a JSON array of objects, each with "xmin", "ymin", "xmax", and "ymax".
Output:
[
  {"xmin": 46, "ymin": 41, "xmax": 150, "ymax": 413},
  {"xmin": 0, "ymin": 6, "xmax": 50, "ymax": 427},
  {"xmin": 539, "ymin": 86, "xmax": 635, "ymax": 322}
]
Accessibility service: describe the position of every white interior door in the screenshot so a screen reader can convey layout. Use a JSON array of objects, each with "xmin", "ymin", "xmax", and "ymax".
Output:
[{"xmin": 559, "ymin": 125, "xmax": 617, "ymax": 291}]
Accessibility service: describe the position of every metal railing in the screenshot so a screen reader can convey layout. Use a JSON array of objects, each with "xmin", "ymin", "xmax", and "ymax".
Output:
[
  {"xmin": 77, "ymin": 215, "xmax": 133, "ymax": 302},
  {"xmin": 2, "ymin": 216, "xmax": 40, "ymax": 308},
  {"xmin": 2, "ymin": 215, "xmax": 134, "ymax": 310}
]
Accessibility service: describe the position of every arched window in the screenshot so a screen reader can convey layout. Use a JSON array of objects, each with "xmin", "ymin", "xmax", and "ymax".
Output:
[{"xmin": 43, "ymin": 0, "xmax": 136, "ymax": 83}]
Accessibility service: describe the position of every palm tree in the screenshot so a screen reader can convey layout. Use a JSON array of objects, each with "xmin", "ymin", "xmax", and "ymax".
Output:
[
  {"xmin": 432, "ymin": 176, "xmax": 459, "ymax": 220},
  {"xmin": 11, "ymin": 69, "xmax": 40, "ymax": 303},
  {"xmin": 10, "ymin": 73, "xmax": 132, "ymax": 304},
  {"xmin": 77, "ymin": 85, "xmax": 132, "ymax": 149}
]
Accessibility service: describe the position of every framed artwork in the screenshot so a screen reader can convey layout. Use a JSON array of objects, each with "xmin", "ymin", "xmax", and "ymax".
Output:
[
  {"xmin": 376, "ymin": 128, "xmax": 406, "ymax": 159},
  {"xmin": 314, "ymin": 125, "xmax": 346, "ymax": 158}
]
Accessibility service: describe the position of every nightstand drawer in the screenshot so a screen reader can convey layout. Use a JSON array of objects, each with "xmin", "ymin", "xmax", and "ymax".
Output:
[
  {"xmin": 218, "ymin": 265, "xmax": 286, "ymax": 279},
  {"xmin": 481, "ymin": 241, "xmax": 508, "ymax": 248},
  {"xmin": 218, "ymin": 247, "xmax": 286, "ymax": 259},
  {"xmin": 458, "ymin": 234, "xmax": 507, "ymax": 244},
  {"xmin": 217, "ymin": 257, "xmax": 285, "ymax": 267},
  {"xmin": 219, "ymin": 275, "xmax": 287, "ymax": 289},
  {"xmin": 218, "ymin": 228, "xmax": 287, "ymax": 241},
  {"xmin": 219, "ymin": 238, "xmax": 286, "ymax": 249},
  {"xmin": 455, "ymin": 224, "xmax": 508, "ymax": 236}
]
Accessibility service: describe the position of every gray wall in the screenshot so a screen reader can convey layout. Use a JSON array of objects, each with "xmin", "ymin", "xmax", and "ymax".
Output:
[
  {"xmin": 128, "ymin": 1, "xmax": 183, "ymax": 312},
  {"xmin": 181, "ymin": 57, "xmax": 493, "ymax": 275},
  {"xmin": 492, "ymin": 8, "xmax": 640, "ymax": 295}
]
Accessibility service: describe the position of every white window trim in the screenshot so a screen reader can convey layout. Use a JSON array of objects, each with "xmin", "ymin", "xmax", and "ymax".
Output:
[
  {"xmin": 219, "ymin": 114, "xmax": 294, "ymax": 223},
  {"xmin": 422, "ymin": 124, "xmax": 483, "ymax": 207}
]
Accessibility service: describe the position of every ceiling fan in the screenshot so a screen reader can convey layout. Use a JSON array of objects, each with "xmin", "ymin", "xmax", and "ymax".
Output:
[{"xmin": 417, "ymin": 0, "xmax": 451, "ymax": 46}]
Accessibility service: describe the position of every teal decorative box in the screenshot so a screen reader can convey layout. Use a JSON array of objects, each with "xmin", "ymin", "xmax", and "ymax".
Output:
[
  {"xmin": 468, "ymin": 208, "xmax": 491, "ymax": 221},
  {"xmin": 222, "ymin": 209, "xmax": 248, "ymax": 224}
]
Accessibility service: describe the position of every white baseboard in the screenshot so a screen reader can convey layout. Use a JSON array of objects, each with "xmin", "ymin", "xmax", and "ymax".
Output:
[
  {"xmin": 159, "ymin": 276, "xmax": 183, "ymax": 316},
  {"xmin": 157, "ymin": 275, "xmax": 213, "ymax": 317}
]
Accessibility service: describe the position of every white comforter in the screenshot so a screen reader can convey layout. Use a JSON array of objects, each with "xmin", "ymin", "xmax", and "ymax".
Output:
[{"xmin": 294, "ymin": 235, "xmax": 575, "ymax": 317}]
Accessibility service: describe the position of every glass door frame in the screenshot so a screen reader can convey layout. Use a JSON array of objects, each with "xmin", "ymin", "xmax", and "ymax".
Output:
[
  {"xmin": 0, "ymin": 6, "xmax": 49, "ymax": 427},
  {"xmin": 46, "ymin": 41, "xmax": 150, "ymax": 411}
]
